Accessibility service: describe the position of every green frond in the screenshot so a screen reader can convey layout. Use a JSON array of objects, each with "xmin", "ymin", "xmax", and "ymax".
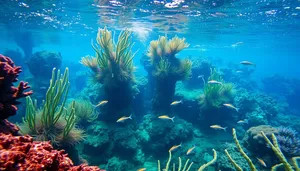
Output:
[
  {"xmin": 152, "ymin": 59, "xmax": 170, "ymax": 78},
  {"xmin": 175, "ymin": 59, "xmax": 192, "ymax": 80}
]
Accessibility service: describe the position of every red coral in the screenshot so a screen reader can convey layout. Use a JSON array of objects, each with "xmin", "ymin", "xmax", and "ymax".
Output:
[
  {"xmin": 0, "ymin": 54, "xmax": 33, "ymax": 120},
  {"xmin": 0, "ymin": 131, "xmax": 101, "ymax": 171}
]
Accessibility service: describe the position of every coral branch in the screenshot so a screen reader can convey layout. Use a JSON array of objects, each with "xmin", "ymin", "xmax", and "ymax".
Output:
[{"xmin": 0, "ymin": 54, "xmax": 33, "ymax": 120}]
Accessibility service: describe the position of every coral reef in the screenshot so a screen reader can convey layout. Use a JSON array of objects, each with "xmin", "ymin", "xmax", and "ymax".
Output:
[
  {"xmin": 80, "ymin": 27, "xmax": 136, "ymax": 122},
  {"xmin": 144, "ymin": 36, "xmax": 192, "ymax": 114},
  {"xmin": 0, "ymin": 54, "xmax": 33, "ymax": 120}
]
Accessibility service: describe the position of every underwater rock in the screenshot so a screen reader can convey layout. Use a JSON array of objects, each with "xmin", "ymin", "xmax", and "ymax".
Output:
[
  {"xmin": 243, "ymin": 125, "xmax": 278, "ymax": 155},
  {"xmin": 105, "ymin": 157, "xmax": 133, "ymax": 171},
  {"xmin": 27, "ymin": 50, "xmax": 62, "ymax": 79}
]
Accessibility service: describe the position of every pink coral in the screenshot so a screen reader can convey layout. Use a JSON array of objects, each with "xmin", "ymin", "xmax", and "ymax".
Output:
[{"xmin": 0, "ymin": 54, "xmax": 33, "ymax": 119}]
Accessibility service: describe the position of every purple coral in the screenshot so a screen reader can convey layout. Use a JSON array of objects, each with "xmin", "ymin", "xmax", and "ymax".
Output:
[{"xmin": 276, "ymin": 127, "xmax": 300, "ymax": 156}]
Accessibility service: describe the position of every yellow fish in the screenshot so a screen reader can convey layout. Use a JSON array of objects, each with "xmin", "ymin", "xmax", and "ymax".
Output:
[
  {"xmin": 116, "ymin": 114, "xmax": 132, "ymax": 122},
  {"xmin": 170, "ymin": 100, "xmax": 183, "ymax": 106},
  {"xmin": 169, "ymin": 143, "xmax": 182, "ymax": 152},
  {"xmin": 94, "ymin": 100, "xmax": 108, "ymax": 107},
  {"xmin": 210, "ymin": 125, "xmax": 227, "ymax": 131},
  {"xmin": 237, "ymin": 119, "xmax": 248, "ymax": 124},
  {"xmin": 223, "ymin": 103, "xmax": 239, "ymax": 112},
  {"xmin": 137, "ymin": 168, "xmax": 146, "ymax": 171},
  {"xmin": 158, "ymin": 115, "xmax": 175, "ymax": 122},
  {"xmin": 186, "ymin": 145, "xmax": 196, "ymax": 155},
  {"xmin": 256, "ymin": 157, "xmax": 267, "ymax": 167}
]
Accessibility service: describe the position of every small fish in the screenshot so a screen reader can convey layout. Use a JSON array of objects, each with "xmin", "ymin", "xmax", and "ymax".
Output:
[
  {"xmin": 208, "ymin": 80, "xmax": 223, "ymax": 85},
  {"xmin": 186, "ymin": 145, "xmax": 196, "ymax": 155},
  {"xmin": 236, "ymin": 70, "xmax": 243, "ymax": 74},
  {"xmin": 256, "ymin": 157, "xmax": 267, "ymax": 167},
  {"xmin": 210, "ymin": 125, "xmax": 227, "ymax": 131},
  {"xmin": 197, "ymin": 75, "xmax": 204, "ymax": 78},
  {"xmin": 137, "ymin": 168, "xmax": 146, "ymax": 171},
  {"xmin": 94, "ymin": 100, "xmax": 108, "ymax": 107},
  {"xmin": 40, "ymin": 87, "xmax": 47, "ymax": 90},
  {"xmin": 116, "ymin": 114, "xmax": 132, "ymax": 122},
  {"xmin": 223, "ymin": 103, "xmax": 239, "ymax": 112},
  {"xmin": 158, "ymin": 115, "xmax": 175, "ymax": 122},
  {"xmin": 169, "ymin": 143, "xmax": 182, "ymax": 152},
  {"xmin": 240, "ymin": 61, "xmax": 256, "ymax": 67},
  {"xmin": 237, "ymin": 119, "xmax": 248, "ymax": 124},
  {"xmin": 170, "ymin": 100, "xmax": 183, "ymax": 106}
]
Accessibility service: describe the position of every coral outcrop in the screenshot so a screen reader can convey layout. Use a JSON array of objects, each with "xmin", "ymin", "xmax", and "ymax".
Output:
[
  {"xmin": 144, "ymin": 36, "xmax": 192, "ymax": 114},
  {"xmin": 0, "ymin": 54, "xmax": 33, "ymax": 120}
]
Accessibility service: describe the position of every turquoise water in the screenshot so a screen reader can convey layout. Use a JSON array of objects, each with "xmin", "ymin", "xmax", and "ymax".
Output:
[{"xmin": 1, "ymin": 0, "xmax": 300, "ymax": 170}]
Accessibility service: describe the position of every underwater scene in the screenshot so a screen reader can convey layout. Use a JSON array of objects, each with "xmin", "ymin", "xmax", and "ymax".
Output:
[{"xmin": 1, "ymin": 0, "xmax": 300, "ymax": 170}]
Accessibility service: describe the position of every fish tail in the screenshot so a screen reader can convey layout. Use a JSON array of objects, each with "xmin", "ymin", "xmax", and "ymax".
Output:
[
  {"xmin": 171, "ymin": 116, "xmax": 175, "ymax": 122},
  {"xmin": 224, "ymin": 127, "xmax": 228, "ymax": 131},
  {"xmin": 236, "ymin": 108, "xmax": 239, "ymax": 112},
  {"xmin": 129, "ymin": 114, "xmax": 132, "ymax": 119}
]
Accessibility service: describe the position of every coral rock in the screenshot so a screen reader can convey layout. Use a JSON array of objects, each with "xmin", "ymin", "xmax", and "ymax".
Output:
[{"xmin": 0, "ymin": 54, "xmax": 32, "ymax": 120}]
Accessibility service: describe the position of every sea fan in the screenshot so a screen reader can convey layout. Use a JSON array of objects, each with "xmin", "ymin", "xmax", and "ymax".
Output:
[{"xmin": 276, "ymin": 127, "xmax": 300, "ymax": 156}]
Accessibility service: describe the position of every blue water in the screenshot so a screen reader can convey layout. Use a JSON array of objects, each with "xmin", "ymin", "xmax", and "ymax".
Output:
[{"xmin": 1, "ymin": 0, "xmax": 300, "ymax": 170}]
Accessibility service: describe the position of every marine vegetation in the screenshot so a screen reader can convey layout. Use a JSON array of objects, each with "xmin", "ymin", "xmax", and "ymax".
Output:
[
  {"xmin": 80, "ymin": 27, "xmax": 136, "ymax": 121},
  {"xmin": 145, "ymin": 36, "xmax": 192, "ymax": 114},
  {"xmin": 226, "ymin": 128, "xmax": 300, "ymax": 171},
  {"xmin": 70, "ymin": 99, "xmax": 99, "ymax": 126},
  {"xmin": 158, "ymin": 148, "xmax": 217, "ymax": 171},
  {"xmin": 200, "ymin": 68, "xmax": 235, "ymax": 110},
  {"xmin": 20, "ymin": 68, "xmax": 84, "ymax": 147}
]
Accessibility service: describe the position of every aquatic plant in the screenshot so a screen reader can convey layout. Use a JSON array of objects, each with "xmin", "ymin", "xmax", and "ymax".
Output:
[
  {"xmin": 158, "ymin": 148, "xmax": 217, "ymax": 171},
  {"xmin": 145, "ymin": 35, "xmax": 192, "ymax": 114},
  {"xmin": 20, "ymin": 68, "xmax": 84, "ymax": 146},
  {"xmin": 69, "ymin": 99, "xmax": 98, "ymax": 126},
  {"xmin": 200, "ymin": 68, "xmax": 235, "ymax": 110},
  {"xmin": 80, "ymin": 27, "xmax": 136, "ymax": 121},
  {"xmin": 276, "ymin": 127, "xmax": 300, "ymax": 156},
  {"xmin": 81, "ymin": 27, "xmax": 136, "ymax": 84}
]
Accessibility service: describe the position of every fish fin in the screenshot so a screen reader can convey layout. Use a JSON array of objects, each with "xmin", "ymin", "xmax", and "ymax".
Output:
[
  {"xmin": 224, "ymin": 127, "xmax": 228, "ymax": 131},
  {"xmin": 171, "ymin": 116, "xmax": 175, "ymax": 122},
  {"xmin": 236, "ymin": 108, "xmax": 239, "ymax": 112},
  {"xmin": 180, "ymin": 100, "xmax": 183, "ymax": 104},
  {"xmin": 129, "ymin": 114, "xmax": 132, "ymax": 119},
  {"xmin": 244, "ymin": 119, "xmax": 249, "ymax": 124}
]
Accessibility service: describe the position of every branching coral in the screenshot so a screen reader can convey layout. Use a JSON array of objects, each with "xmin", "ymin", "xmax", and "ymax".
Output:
[
  {"xmin": 145, "ymin": 36, "xmax": 192, "ymax": 114},
  {"xmin": 200, "ymin": 68, "xmax": 235, "ymax": 110},
  {"xmin": 20, "ymin": 68, "xmax": 84, "ymax": 146},
  {"xmin": 0, "ymin": 54, "xmax": 33, "ymax": 119}
]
